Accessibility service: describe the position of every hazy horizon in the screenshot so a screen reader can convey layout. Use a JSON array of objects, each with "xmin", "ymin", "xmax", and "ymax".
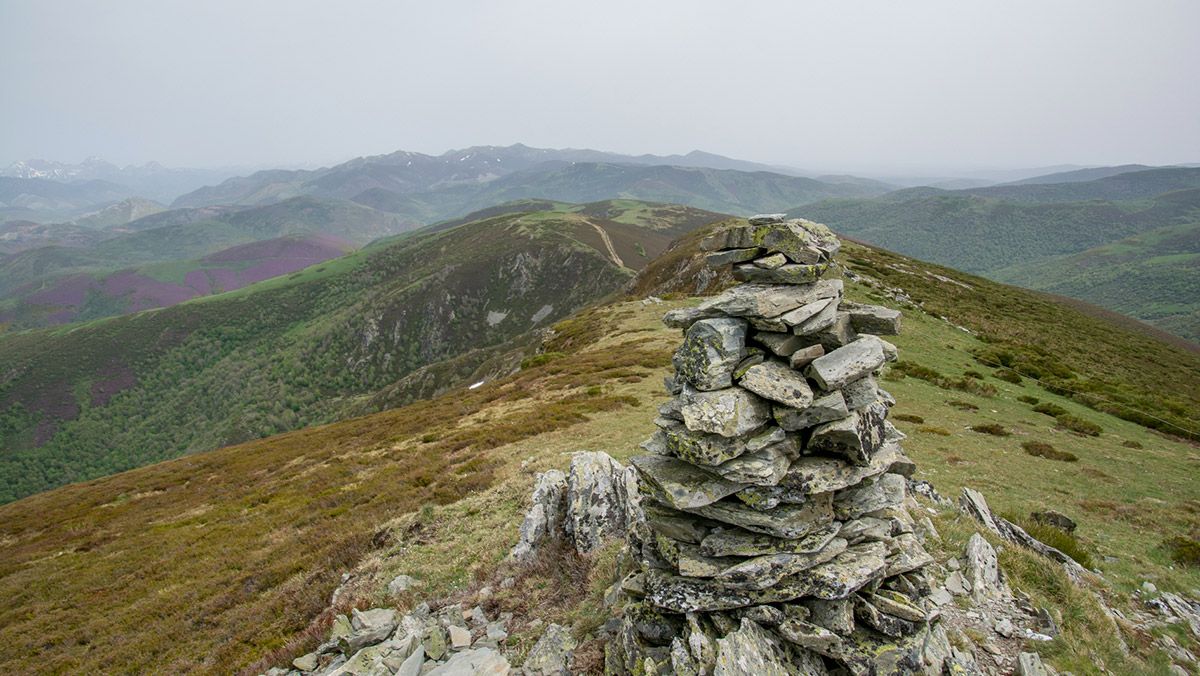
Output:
[{"xmin": 3, "ymin": 0, "xmax": 1198, "ymax": 175}]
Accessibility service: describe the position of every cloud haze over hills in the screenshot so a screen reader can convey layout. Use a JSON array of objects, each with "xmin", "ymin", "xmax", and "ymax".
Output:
[{"xmin": 1, "ymin": 0, "xmax": 1197, "ymax": 173}]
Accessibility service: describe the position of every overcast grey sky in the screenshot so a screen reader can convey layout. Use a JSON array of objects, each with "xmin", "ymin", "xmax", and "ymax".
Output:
[{"xmin": 2, "ymin": 0, "xmax": 1198, "ymax": 174}]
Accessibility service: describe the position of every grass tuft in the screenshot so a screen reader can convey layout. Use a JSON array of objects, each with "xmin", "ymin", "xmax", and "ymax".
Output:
[
  {"xmin": 1163, "ymin": 536, "xmax": 1200, "ymax": 567},
  {"xmin": 1022, "ymin": 441, "xmax": 1078, "ymax": 462},
  {"xmin": 1055, "ymin": 414, "xmax": 1102, "ymax": 437}
]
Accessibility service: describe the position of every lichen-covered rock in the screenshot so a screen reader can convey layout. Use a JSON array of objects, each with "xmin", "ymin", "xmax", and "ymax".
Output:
[
  {"xmin": 806, "ymin": 337, "xmax": 887, "ymax": 390},
  {"xmin": 510, "ymin": 470, "xmax": 567, "ymax": 562},
  {"xmin": 684, "ymin": 493, "xmax": 834, "ymax": 539},
  {"xmin": 841, "ymin": 375, "xmax": 879, "ymax": 411},
  {"xmin": 773, "ymin": 391, "xmax": 848, "ymax": 432},
  {"xmin": 633, "ymin": 455, "xmax": 746, "ymax": 509},
  {"xmin": 698, "ymin": 280, "xmax": 843, "ymax": 319},
  {"xmin": 701, "ymin": 219, "xmax": 840, "ymax": 263},
  {"xmin": 700, "ymin": 522, "xmax": 842, "ymax": 558},
  {"xmin": 964, "ymin": 533, "xmax": 1007, "ymax": 602},
  {"xmin": 779, "ymin": 297, "xmax": 836, "ymax": 328},
  {"xmin": 673, "ymin": 318, "xmax": 748, "ymax": 391},
  {"xmin": 679, "ymin": 387, "xmax": 772, "ymax": 438},
  {"xmin": 732, "ymin": 263, "xmax": 828, "ymax": 285},
  {"xmin": 522, "ymin": 623, "xmax": 576, "ymax": 675},
  {"xmin": 833, "ymin": 473, "xmax": 906, "ymax": 520},
  {"xmin": 713, "ymin": 619, "xmax": 793, "ymax": 676},
  {"xmin": 708, "ymin": 436, "xmax": 796, "ymax": 486},
  {"xmin": 788, "ymin": 343, "xmax": 825, "ymax": 369},
  {"xmin": 564, "ymin": 451, "xmax": 639, "ymax": 554},
  {"xmin": 658, "ymin": 418, "xmax": 775, "ymax": 466},
  {"xmin": 426, "ymin": 647, "xmax": 510, "ymax": 675},
  {"xmin": 738, "ymin": 360, "xmax": 814, "ymax": 409},
  {"xmin": 807, "ymin": 401, "xmax": 890, "ymax": 464}
]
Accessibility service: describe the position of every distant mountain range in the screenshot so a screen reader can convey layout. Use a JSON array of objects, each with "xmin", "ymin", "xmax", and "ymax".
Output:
[
  {"xmin": 1, "ymin": 157, "xmax": 245, "ymax": 204},
  {"xmin": 794, "ymin": 166, "xmax": 1200, "ymax": 342}
]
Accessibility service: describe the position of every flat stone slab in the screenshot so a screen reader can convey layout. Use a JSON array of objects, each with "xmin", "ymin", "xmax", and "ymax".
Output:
[
  {"xmin": 700, "ymin": 521, "xmax": 843, "ymax": 558},
  {"xmin": 806, "ymin": 336, "xmax": 887, "ymax": 390},
  {"xmin": 842, "ymin": 301, "xmax": 902, "ymax": 335},
  {"xmin": 632, "ymin": 454, "xmax": 747, "ymax": 510},
  {"xmin": 773, "ymin": 391, "xmax": 848, "ymax": 432},
  {"xmin": 700, "ymin": 219, "xmax": 841, "ymax": 264},
  {"xmin": 659, "ymin": 418, "xmax": 773, "ymax": 466},
  {"xmin": 779, "ymin": 298, "xmax": 835, "ymax": 327},
  {"xmin": 708, "ymin": 436, "xmax": 796, "ymax": 486},
  {"xmin": 733, "ymin": 263, "xmax": 828, "ymax": 285},
  {"xmin": 697, "ymin": 280, "xmax": 842, "ymax": 319},
  {"xmin": 738, "ymin": 361, "xmax": 814, "ymax": 409},
  {"xmin": 684, "ymin": 493, "xmax": 833, "ymax": 539},
  {"xmin": 680, "ymin": 387, "xmax": 772, "ymax": 438},
  {"xmin": 674, "ymin": 318, "xmax": 747, "ymax": 391},
  {"xmin": 700, "ymin": 538, "xmax": 849, "ymax": 590}
]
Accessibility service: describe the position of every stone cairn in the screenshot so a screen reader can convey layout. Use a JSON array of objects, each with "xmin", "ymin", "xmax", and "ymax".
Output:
[{"xmin": 608, "ymin": 215, "xmax": 948, "ymax": 674}]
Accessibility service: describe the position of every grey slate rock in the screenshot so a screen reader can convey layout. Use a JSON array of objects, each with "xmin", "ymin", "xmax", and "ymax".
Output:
[
  {"xmin": 679, "ymin": 387, "xmax": 772, "ymax": 438},
  {"xmin": 788, "ymin": 343, "xmax": 825, "ymax": 369},
  {"xmin": 841, "ymin": 376, "xmax": 879, "ymax": 411},
  {"xmin": 790, "ymin": 298, "xmax": 840, "ymax": 336},
  {"xmin": 632, "ymin": 455, "xmax": 746, "ymax": 509},
  {"xmin": 684, "ymin": 493, "xmax": 834, "ymax": 539},
  {"xmin": 806, "ymin": 337, "xmax": 887, "ymax": 390},
  {"xmin": 713, "ymin": 619, "xmax": 793, "ymax": 676},
  {"xmin": 807, "ymin": 401, "xmax": 890, "ymax": 465},
  {"xmin": 673, "ymin": 318, "xmax": 747, "ymax": 391},
  {"xmin": 842, "ymin": 302, "xmax": 902, "ymax": 335},
  {"xmin": 753, "ymin": 252, "xmax": 788, "ymax": 269},
  {"xmin": 753, "ymin": 330, "xmax": 806, "ymax": 357},
  {"xmin": 737, "ymin": 361, "xmax": 814, "ymax": 409},
  {"xmin": 732, "ymin": 263, "xmax": 828, "ymax": 285},
  {"xmin": 699, "ymin": 521, "xmax": 842, "ymax": 558},
  {"xmin": 522, "ymin": 623, "xmax": 576, "ymax": 675},
  {"xmin": 773, "ymin": 391, "xmax": 848, "ymax": 432},
  {"xmin": 833, "ymin": 473, "xmax": 906, "ymax": 520},
  {"xmin": 698, "ymin": 280, "xmax": 842, "ymax": 319},
  {"xmin": 705, "ymin": 247, "xmax": 761, "ymax": 266},
  {"xmin": 779, "ymin": 297, "xmax": 835, "ymax": 328}
]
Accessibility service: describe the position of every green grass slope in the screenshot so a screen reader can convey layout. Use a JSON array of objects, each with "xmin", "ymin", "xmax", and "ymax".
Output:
[
  {"xmin": 0, "ymin": 233, "xmax": 1196, "ymax": 674},
  {"xmin": 0, "ymin": 201, "xmax": 725, "ymax": 503}
]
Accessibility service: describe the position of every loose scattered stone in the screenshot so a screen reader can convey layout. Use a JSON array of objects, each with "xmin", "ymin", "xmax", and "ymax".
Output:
[
  {"xmin": 842, "ymin": 301, "xmax": 902, "ymax": 335},
  {"xmin": 522, "ymin": 623, "xmax": 576, "ymax": 675}
]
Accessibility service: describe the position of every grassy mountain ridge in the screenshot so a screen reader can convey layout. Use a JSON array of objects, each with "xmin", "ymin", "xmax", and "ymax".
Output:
[
  {"xmin": 0, "ymin": 201, "xmax": 725, "ymax": 502},
  {"xmin": 0, "ymin": 230, "xmax": 1196, "ymax": 674}
]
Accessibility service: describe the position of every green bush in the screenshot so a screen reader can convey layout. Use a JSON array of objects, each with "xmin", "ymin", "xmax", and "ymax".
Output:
[
  {"xmin": 1164, "ymin": 536, "xmax": 1200, "ymax": 567},
  {"xmin": 964, "ymin": 370, "xmax": 985, "ymax": 380},
  {"xmin": 1022, "ymin": 440, "xmax": 1077, "ymax": 462},
  {"xmin": 1033, "ymin": 402, "xmax": 1068, "ymax": 417},
  {"xmin": 1121, "ymin": 439, "xmax": 1143, "ymax": 449},
  {"xmin": 1056, "ymin": 414, "xmax": 1102, "ymax": 436},
  {"xmin": 1017, "ymin": 395, "xmax": 1040, "ymax": 405},
  {"xmin": 970, "ymin": 423, "xmax": 1009, "ymax": 436},
  {"xmin": 520, "ymin": 352, "xmax": 567, "ymax": 369},
  {"xmin": 892, "ymin": 361, "xmax": 942, "ymax": 382},
  {"xmin": 893, "ymin": 413, "xmax": 925, "ymax": 424},
  {"xmin": 918, "ymin": 426, "xmax": 951, "ymax": 436},
  {"xmin": 948, "ymin": 400, "xmax": 979, "ymax": 411},
  {"xmin": 994, "ymin": 368, "xmax": 1023, "ymax": 384}
]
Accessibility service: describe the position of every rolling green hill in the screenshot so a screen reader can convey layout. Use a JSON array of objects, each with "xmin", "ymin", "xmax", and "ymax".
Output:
[
  {"xmin": 795, "ymin": 172, "xmax": 1200, "ymax": 342},
  {"xmin": 0, "ymin": 200, "xmax": 726, "ymax": 503},
  {"xmin": 0, "ymin": 219, "xmax": 1196, "ymax": 674}
]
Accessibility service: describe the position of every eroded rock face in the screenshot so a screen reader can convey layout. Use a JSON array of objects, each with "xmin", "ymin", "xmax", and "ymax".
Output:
[
  {"xmin": 611, "ymin": 218, "xmax": 940, "ymax": 674},
  {"xmin": 510, "ymin": 451, "xmax": 639, "ymax": 561}
]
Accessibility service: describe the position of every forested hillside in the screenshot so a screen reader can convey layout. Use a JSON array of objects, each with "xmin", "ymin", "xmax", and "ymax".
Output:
[{"xmin": 0, "ymin": 200, "xmax": 725, "ymax": 502}]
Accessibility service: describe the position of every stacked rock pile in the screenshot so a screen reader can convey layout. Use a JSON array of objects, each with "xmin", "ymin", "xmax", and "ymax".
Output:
[{"xmin": 609, "ymin": 215, "xmax": 948, "ymax": 674}]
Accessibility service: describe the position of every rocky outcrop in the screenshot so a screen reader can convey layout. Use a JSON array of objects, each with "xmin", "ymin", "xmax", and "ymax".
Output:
[
  {"xmin": 510, "ymin": 451, "xmax": 640, "ymax": 562},
  {"xmin": 609, "ymin": 215, "xmax": 948, "ymax": 674}
]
